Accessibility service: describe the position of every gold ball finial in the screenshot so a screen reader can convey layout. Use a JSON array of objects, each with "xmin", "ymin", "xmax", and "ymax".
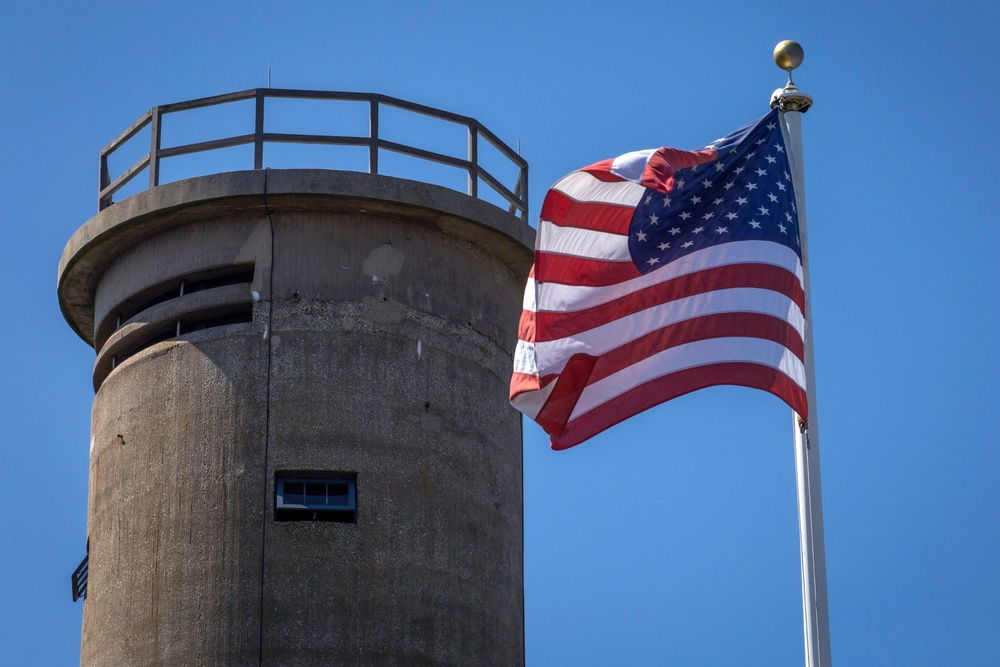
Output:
[
  {"xmin": 773, "ymin": 40, "xmax": 804, "ymax": 71},
  {"xmin": 770, "ymin": 40, "xmax": 812, "ymax": 112}
]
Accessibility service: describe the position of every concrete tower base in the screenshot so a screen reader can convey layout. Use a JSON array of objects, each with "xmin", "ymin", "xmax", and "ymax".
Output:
[{"xmin": 58, "ymin": 169, "xmax": 533, "ymax": 666}]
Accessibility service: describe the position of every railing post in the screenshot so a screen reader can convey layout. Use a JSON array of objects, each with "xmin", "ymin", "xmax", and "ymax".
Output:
[
  {"xmin": 467, "ymin": 122, "xmax": 479, "ymax": 198},
  {"xmin": 520, "ymin": 163, "xmax": 529, "ymax": 220},
  {"xmin": 99, "ymin": 154, "xmax": 111, "ymax": 212},
  {"xmin": 148, "ymin": 106, "xmax": 162, "ymax": 188},
  {"xmin": 369, "ymin": 96, "xmax": 379, "ymax": 174},
  {"xmin": 254, "ymin": 90, "xmax": 265, "ymax": 170}
]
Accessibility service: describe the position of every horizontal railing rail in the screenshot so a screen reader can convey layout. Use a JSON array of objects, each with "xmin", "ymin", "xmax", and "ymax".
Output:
[{"xmin": 98, "ymin": 89, "xmax": 529, "ymax": 220}]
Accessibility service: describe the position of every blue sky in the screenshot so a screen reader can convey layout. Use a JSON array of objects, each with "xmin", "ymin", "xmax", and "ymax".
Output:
[{"xmin": 2, "ymin": 1, "xmax": 999, "ymax": 664}]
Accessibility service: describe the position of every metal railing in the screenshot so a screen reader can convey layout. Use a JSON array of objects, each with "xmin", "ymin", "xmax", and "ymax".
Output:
[
  {"xmin": 98, "ymin": 89, "xmax": 529, "ymax": 219},
  {"xmin": 71, "ymin": 554, "xmax": 88, "ymax": 602}
]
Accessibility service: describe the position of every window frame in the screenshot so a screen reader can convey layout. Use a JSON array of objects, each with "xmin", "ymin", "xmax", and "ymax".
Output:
[{"xmin": 275, "ymin": 473, "xmax": 357, "ymax": 523}]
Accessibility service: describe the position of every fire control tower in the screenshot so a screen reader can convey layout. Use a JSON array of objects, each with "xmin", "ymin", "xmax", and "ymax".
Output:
[{"xmin": 58, "ymin": 89, "xmax": 532, "ymax": 666}]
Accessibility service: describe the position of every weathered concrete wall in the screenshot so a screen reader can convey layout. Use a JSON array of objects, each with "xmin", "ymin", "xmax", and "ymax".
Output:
[
  {"xmin": 59, "ymin": 170, "xmax": 533, "ymax": 666},
  {"xmin": 84, "ymin": 329, "xmax": 269, "ymax": 666}
]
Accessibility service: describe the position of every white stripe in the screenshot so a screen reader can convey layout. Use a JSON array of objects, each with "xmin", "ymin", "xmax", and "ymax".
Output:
[
  {"xmin": 513, "ymin": 340, "xmax": 538, "ymax": 375},
  {"xmin": 536, "ymin": 220, "xmax": 631, "ymax": 261},
  {"xmin": 522, "ymin": 272, "xmax": 537, "ymax": 311},
  {"xmin": 610, "ymin": 148, "xmax": 656, "ymax": 182},
  {"xmin": 569, "ymin": 337, "xmax": 806, "ymax": 420},
  {"xmin": 551, "ymin": 170, "xmax": 645, "ymax": 207},
  {"xmin": 510, "ymin": 377, "xmax": 556, "ymax": 421},
  {"xmin": 527, "ymin": 241, "xmax": 803, "ymax": 312},
  {"xmin": 532, "ymin": 288, "xmax": 805, "ymax": 375}
]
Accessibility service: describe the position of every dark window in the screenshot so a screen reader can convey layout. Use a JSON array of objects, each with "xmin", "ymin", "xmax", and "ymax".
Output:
[{"xmin": 276, "ymin": 475, "xmax": 357, "ymax": 523}]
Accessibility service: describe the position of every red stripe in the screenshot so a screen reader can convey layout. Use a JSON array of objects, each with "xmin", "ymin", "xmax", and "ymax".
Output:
[
  {"xmin": 655, "ymin": 147, "xmax": 718, "ymax": 171},
  {"xmin": 518, "ymin": 308, "xmax": 535, "ymax": 343},
  {"xmin": 520, "ymin": 313, "xmax": 803, "ymax": 430},
  {"xmin": 509, "ymin": 371, "xmax": 541, "ymax": 400},
  {"xmin": 534, "ymin": 252, "xmax": 640, "ymax": 286},
  {"xmin": 579, "ymin": 161, "xmax": 627, "ymax": 182},
  {"xmin": 588, "ymin": 312, "xmax": 805, "ymax": 381},
  {"xmin": 510, "ymin": 371, "xmax": 559, "ymax": 401},
  {"xmin": 533, "ymin": 263, "xmax": 805, "ymax": 341},
  {"xmin": 549, "ymin": 362, "xmax": 808, "ymax": 450},
  {"xmin": 540, "ymin": 189, "xmax": 634, "ymax": 235},
  {"xmin": 533, "ymin": 354, "xmax": 597, "ymax": 436},
  {"xmin": 642, "ymin": 148, "xmax": 717, "ymax": 192}
]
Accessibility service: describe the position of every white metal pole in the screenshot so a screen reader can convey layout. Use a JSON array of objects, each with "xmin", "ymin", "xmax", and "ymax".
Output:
[{"xmin": 771, "ymin": 41, "xmax": 832, "ymax": 667}]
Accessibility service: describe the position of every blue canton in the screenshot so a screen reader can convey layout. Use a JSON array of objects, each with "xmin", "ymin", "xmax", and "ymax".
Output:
[{"xmin": 628, "ymin": 109, "xmax": 801, "ymax": 273}]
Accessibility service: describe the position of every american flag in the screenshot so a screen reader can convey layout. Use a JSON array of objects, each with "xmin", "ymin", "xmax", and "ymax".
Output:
[{"xmin": 511, "ymin": 109, "xmax": 808, "ymax": 450}]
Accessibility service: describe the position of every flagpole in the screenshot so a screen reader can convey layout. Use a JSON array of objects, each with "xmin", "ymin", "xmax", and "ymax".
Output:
[{"xmin": 770, "ymin": 41, "xmax": 832, "ymax": 667}]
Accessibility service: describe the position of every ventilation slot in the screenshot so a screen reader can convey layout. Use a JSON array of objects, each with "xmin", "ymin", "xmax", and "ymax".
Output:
[
  {"xmin": 96, "ymin": 264, "xmax": 255, "ymax": 350},
  {"xmin": 94, "ymin": 263, "xmax": 257, "ymax": 389},
  {"xmin": 101, "ymin": 303, "xmax": 254, "ymax": 386},
  {"xmin": 179, "ymin": 309, "xmax": 254, "ymax": 335}
]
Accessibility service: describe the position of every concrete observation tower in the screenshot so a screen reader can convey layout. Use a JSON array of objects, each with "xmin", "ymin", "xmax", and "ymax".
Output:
[{"xmin": 58, "ymin": 89, "xmax": 533, "ymax": 666}]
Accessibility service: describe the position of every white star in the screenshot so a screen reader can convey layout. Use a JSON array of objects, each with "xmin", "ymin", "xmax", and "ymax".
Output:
[
  {"xmin": 682, "ymin": 240, "xmax": 694, "ymax": 248},
  {"xmin": 723, "ymin": 182, "xmax": 734, "ymax": 190},
  {"xmin": 784, "ymin": 171, "xmax": 791, "ymax": 181},
  {"xmin": 725, "ymin": 212, "xmax": 738, "ymax": 220},
  {"xmin": 663, "ymin": 196, "xmax": 672, "ymax": 207},
  {"xmin": 692, "ymin": 226, "xmax": 705, "ymax": 234},
  {"xmin": 645, "ymin": 193, "xmax": 654, "ymax": 205},
  {"xmin": 736, "ymin": 196, "xmax": 748, "ymax": 205},
  {"xmin": 668, "ymin": 227, "xmax": 681, "ymax": 235},
  {"xmin": 647, "ymin": 257, "xmax": 660, "ymax": 266},
  {"xmin": 714, "ymin": 161, "xmax": 726, "ymax": 172},
  {"xmin": 777, "ymin": 182, "xmax": 786, "ymax": 191},
  {"xmin": 658, "ymin": 242, "xmax": 670, "ymax": 250},
  {"xmin": 734, "ymin": 166, "xmax": 745, "ymax": 174},
  {"xmin": 636, "ymin": 231, "xmax": 647, "ymax": 241},
  {"xmin": 767, "ymin": 122, "xmax": 776, "ymax": 130},
  {"xmin": 715, "ymin": 226, "xmax": 728, "ymax": 234},
  {"xmin": 755, "ymin": 168, "xmax": 767, "ymax": 177},
  {"xmin": 758, "ymin": 205, "xmax": 769, "ymax": 216},
  {"xmin": 767, "ymin": 193, "xmax": 779, "ymax": 203},
  {"xmin": 649, "ymin": 213, "xmax": 659, "ymax": 225},
  {"xmin": 774, "ymin": 143, "xmax": 784, "ymax": 153},
  {"xmin": 745, "ymin": 182, "xmax": 757, "ymax": 191},
  {"xmin": 756, "ymin": 138, "xmax": 766, "ymax": 146},
  {"xmin": 749, "ymin": 219, "xmax": 762, "ymax": 229},
  {"xmin": 786, "ymin": 212, "xmax": 794, "ymax": 222},
  {"xmin": 713, "ymin": 197, "xmax": 724, "ymax": 205},
  {"xmin": 766, "ymin": 155, "xmax": 777, "ymax": 164},
  {"xmin": 702, "ymin": 212, "xmax": 714, "ymax": 220},
  {"xmin": 778, "ymin": 223, "xmax": 788, "ymax": 234},
  {"xmin": 679, "ymin": 211, "xmax": 692, "ymax": 220},
  {"xmin": 676, "ymin": 178, "xmax": 686, "ymax": 189},
  {"xmin": 691, "ymin": 195, "xmax": 702, "ymax": 204},
  {"xmin": 702, "ymin": 179, "xmax": 713, "ymax": 188}
]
